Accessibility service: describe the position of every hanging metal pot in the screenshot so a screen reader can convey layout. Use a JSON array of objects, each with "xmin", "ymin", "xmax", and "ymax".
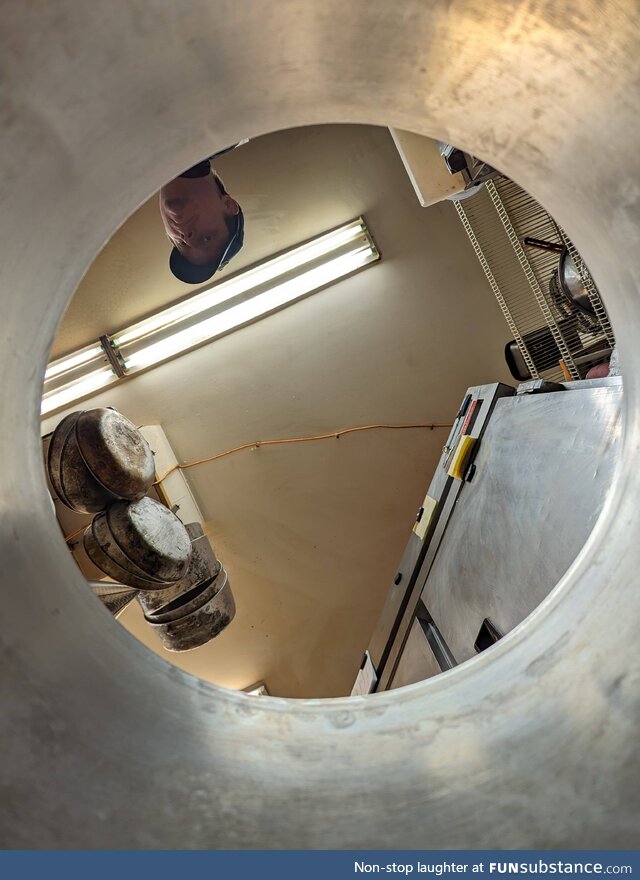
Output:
[
  {"xmin": 84, "ymin": 523, "xmax": 159, "ymax": 589},
  {"xmin": 137, "ymin": 523, "xmax": 235, "ymax": 651},
  {"xmin": 47, "ymin": 412, "xmax": 80, "ymax": 508},
  {"xmin": 84, "ymin": 497, "xmax": 192, "ymax": 590},
  {"xmin": 136, "ymin": 523, "xmax": 220, "ymax": 616},
  {"xmin": 47, "ymin": 408, "xmax": 155, "ymax": 513},
  {"xmin": 48, "ymin": 411, "xmax": 113, "ymax": 511},
  {"xmin": 105, "ymin": 497, "xmax": 192, "ymax": 583},
  {"xmin": 74, "ymin": 408, "xmax": 155, "ymax": 499},
  {"xmin": 143, "ymin": 567, "xmax": 236, "ymax": 652},
  {"xmin": 523, "ymin": 236, "xmax": 603, "ymax": 331},
  {"xmin": 85, "ymin": 514, "xmax": 172, "ymax": 590}
]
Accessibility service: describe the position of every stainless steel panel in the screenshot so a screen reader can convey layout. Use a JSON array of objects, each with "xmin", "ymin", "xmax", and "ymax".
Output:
[
  {"xmin": 388, "ymin": 619, "xmax": 441, "ymax": 689},
  {"xmin": 367, "ymin": 530, "xmax": 424, "ymax": 670},
  {"xmin": 376, "ymin": 383, "xmax": 514, "ymax": 690},
  {"xmin": 423, "ymin": 383, "xmax": 623, "ymax": 662},
  {"xmin": 1, "ymin": 0, "xmax": 639, "ymax": 851}
]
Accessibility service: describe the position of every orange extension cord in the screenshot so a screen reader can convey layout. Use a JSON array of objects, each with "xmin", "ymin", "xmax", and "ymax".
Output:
[{"xmin": 65, "ymin": 421, "xmax": 452, "ymax": 543}]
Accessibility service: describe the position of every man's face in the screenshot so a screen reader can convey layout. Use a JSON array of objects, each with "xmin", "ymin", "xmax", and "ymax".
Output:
[{"xmin": 159, "ymin": 174, "xmax": 239, "ymax": 267}]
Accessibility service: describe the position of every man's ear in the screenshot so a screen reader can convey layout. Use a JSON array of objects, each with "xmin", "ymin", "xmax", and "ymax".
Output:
[{"xmin": 222, "ymin": 194, "xmax": 240, "ymax": 215}]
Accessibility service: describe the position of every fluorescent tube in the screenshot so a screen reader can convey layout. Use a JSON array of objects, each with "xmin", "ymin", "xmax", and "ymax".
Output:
[
  {"xmin": 40, "ymin": 368, "xmax": 116, "ymax": 416},
  {"xmin": 44, "ymin": 345, "xmax": 104, "ymax": 380},
  {"xmin": 41, "ymin": 218, "xmax": 379, "ymax": 417},
  {"xmin": 124, "ymin": 245, "xmax": 374, "ymax": 371},
  {"xmin": 114, "ymin": 220, "xmax": 367, "ymax": 346}
]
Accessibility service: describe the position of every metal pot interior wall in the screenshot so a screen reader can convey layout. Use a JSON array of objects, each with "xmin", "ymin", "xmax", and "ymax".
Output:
[{"xmin": 1, "ymin": 0, "xmax": 638, "ymax": 848}]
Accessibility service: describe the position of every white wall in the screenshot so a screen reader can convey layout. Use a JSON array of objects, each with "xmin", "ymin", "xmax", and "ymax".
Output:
[{"xmin": 44, "ymin": 124, "xmax": 513, "ymax": 697}]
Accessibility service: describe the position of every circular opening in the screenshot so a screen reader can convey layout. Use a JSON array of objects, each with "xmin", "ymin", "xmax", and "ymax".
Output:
[
  {"xmin": 40, "ymin": 123, "xmax": 622, "ymax": 700},
  {"xmin": 5, "ymin": 2, "xmax": 639, "ymax": 849}
]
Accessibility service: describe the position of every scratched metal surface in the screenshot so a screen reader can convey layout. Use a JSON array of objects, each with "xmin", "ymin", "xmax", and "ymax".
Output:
[
  {"xmin": 423, "ymin": 382, "xmax": 623, "ymax": 663},
  {"xmin": 1, "ymin": 0, "xmax": 639, "ymax": 849}
]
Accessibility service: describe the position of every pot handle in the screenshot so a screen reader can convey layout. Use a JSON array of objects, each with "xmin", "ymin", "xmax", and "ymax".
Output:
[{"xmin": 523, "ymin": 236, "xmax": 564, "ymax": 254}]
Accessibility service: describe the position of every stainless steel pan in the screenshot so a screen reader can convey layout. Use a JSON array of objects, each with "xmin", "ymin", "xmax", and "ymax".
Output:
[
  {"xmin": 105, "ymin": 497, "xmax": 192, "ymax": 584},
  {"xmin": 47, "ymin": 408, "xmax": 155, "ymax": 513},
  {"xmin": 144, "ymin": 568, "xmax": 236, "ymax": 652}
]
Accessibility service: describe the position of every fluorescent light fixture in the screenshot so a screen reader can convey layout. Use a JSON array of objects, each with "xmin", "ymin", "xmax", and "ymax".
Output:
[
  {"xmin": 41, "ymin": 218, "xmax": 379, "ymax": 417},
  {"xmin": 113, "ymin": 220, "xmax": 370, "ymax": 347},
  {"xmin": 41, "ymin": 367, "xmax": 117, "ymax": 416},
  {"xmin": 124, "ymin": 244, "xmax": 374, "ymax": 371},
  {"xmin": 44, "ymin": 344, "xmax": 104, "ymax": 380}
]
